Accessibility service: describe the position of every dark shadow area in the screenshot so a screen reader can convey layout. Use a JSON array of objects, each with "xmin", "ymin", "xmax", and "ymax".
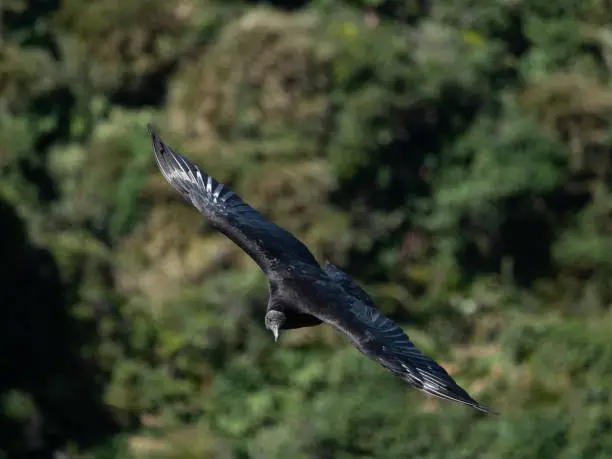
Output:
[
  {"xmin": 1, "ymin": 0, "xmax": 61, "ymax": 57},
  {"xmin": 329, "ymin": 84, "xmax": 484, "ymax": 282},
  {"xmin": 242, "ymin": 0, "xmax": 309, "ymax": 11},
  {"xmin": 108, "ymin": 60, "xmax": 179, "ymax": 109},
  {"xmin": 0, "ymin": 199, "xmax": 121, "ymax": 458},
  {"xmin": 456, "ymin": 205, "xmax": 555, "ymax": 287},
  {"xmin": 457, "ymin": 175, "xmax": 593, "ymax": 288},
  {"xmin": 349, "ymin": 0, "xmax": 431, "ymax": 25}
]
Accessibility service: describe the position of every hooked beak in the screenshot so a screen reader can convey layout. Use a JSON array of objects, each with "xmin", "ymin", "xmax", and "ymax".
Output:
[{"xmin": 272, "ymin": 327, "xmax": 279, "ymax": 342}]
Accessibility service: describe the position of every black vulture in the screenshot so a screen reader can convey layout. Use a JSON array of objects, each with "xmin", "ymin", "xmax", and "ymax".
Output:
[{"xmin": 148, "ymin": 125, "xmax": 497, "ymax": 414}]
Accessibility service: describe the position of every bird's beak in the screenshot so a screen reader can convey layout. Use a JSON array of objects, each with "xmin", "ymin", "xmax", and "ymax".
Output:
[{"xmin": 272, "ymin": 327, "xmax": 279, "ymax": 342}]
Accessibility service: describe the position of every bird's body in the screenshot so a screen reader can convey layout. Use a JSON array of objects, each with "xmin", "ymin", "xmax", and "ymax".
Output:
[{"xmin": 148, "ymin": 125, "xmax": 497, "ymax": 414}]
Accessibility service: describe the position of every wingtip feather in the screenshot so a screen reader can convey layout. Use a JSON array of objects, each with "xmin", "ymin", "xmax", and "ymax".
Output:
[
  {"xmin": 475, "ymin": 403, "xmax": 499, "ymax": 415},
  {"xmin": 420, "ymin": 385, "xmax": 498, "ymax": 415},
  {"xmin": 146, "ymin": 123, "xmax": 156, "ymax": 137},
  {"xmin": 424, "ymin": 389, "xmax": 498, "ymax": 415},
  {"xmin": 448, "ymin": 392, "xmax": 498, "ymax": 415}
]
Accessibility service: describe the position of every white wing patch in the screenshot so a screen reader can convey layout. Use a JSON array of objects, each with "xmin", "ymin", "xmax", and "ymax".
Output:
[{"xmin": 159, "ymin": 145, "xmax": 242, "ymax": 213}]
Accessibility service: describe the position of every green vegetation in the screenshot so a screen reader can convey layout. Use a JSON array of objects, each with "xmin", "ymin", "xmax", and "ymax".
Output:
[{"xmin": 2, "ymin": 0, "xmax": 612, "ymax": 457}]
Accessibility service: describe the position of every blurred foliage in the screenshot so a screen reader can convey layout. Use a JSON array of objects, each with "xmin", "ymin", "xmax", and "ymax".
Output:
[{"xmin": 2, "ymin": 0, "xmax": 612, "ymax": 457}]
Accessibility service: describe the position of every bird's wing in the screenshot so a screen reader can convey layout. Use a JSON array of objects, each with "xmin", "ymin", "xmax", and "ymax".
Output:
[
  {"xmin": 323, "ymin": 262, "xmax": 378, "ymax": 308},
  {"xmin": 148, "ymin": 125, "xmax": 319, "ymax": 275},
  {"xmin": 322, "ymin": 263, "xmax": 496, "ymax": 414}
]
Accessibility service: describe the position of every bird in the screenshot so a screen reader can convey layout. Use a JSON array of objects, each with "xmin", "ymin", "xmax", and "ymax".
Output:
[{"xmin": 147, "ymin": 125, "xmax": 497, "ymax": 414}]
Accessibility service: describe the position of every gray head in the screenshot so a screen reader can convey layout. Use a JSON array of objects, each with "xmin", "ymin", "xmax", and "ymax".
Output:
[{"xmin": 264, "ymin": 310, "xmax": 286, "ymax": 342}]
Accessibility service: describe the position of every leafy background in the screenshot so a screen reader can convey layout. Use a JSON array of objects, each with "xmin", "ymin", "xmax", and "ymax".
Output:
[{"xmin": 2, "ymin": 0, "xmax": 612, "ymax": 458}]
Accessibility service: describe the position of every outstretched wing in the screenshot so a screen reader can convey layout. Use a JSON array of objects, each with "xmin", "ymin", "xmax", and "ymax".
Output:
[
  {"xmin": 148, "ymin": 125, "xmax": 319, "ymax": 275},
  {"xmin": 323, "ymin": 263, "xmax": 496, "ymax": 414}
]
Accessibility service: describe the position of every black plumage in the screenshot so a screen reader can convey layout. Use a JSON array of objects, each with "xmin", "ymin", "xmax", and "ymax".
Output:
[{"xmin": 148, "ymin": 125, "xmax": 497, "ymax": 414}]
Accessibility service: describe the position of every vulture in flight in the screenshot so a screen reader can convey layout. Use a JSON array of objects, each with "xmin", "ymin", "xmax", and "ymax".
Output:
[{"xmin": 148, "ymin": 125, "xmax": 496, "ymax": 414}]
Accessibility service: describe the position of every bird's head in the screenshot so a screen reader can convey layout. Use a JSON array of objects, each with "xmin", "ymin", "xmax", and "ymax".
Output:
[{"xmin": 264, "ymin": 310, "xmax": 286, "ymax": 342}]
